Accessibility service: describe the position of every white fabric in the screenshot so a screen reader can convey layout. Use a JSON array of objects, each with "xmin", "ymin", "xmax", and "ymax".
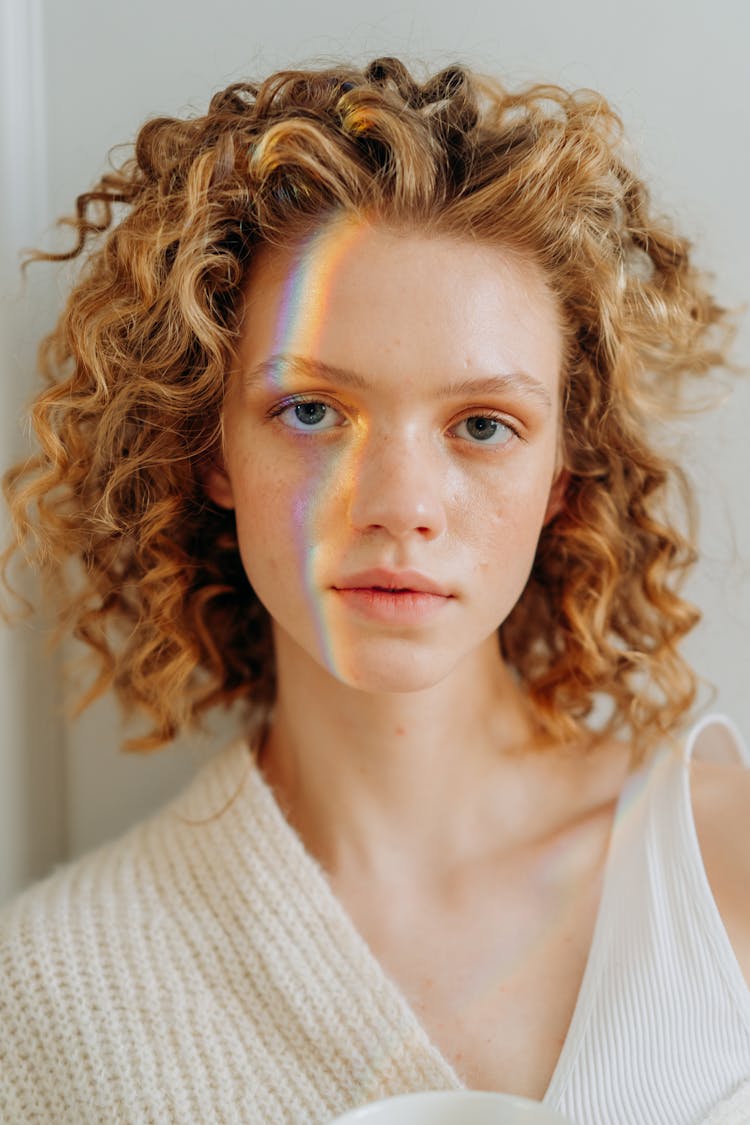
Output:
[
  {"xmin": 547, "ymin": 714, "xmax": 750, "ymax": 1125},
  {"xmin": 702, "ymin": 1079, "xmax": 750, "ymax": 1125},
  {"xmin": 1, "ymin": 715, "xmax": 748, "ymax": 1123}
]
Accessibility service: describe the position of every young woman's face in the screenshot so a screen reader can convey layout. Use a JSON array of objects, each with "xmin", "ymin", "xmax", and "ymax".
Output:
[{"xmin": 207, "ymin": 219, "xmax": 566, "ymax": 692}]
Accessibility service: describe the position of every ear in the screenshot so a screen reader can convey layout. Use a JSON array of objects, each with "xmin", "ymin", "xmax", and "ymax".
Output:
[
  {"xmin": 543, "ymin": 468, "xmax": 570, "ymax": 526},
  {"xmin": 202, "ymin": 461, "xmax": 236, "ymax": 510}
]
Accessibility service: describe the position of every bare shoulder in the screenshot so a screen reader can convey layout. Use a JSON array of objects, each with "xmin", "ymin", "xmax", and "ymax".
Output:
[
  {"xmin": 690, "ymin": 757, "xmax": 750, "ymax": 986},
  {"xmin": 690, "ymin": 756, "xmax": 750, "ymax": 865}
]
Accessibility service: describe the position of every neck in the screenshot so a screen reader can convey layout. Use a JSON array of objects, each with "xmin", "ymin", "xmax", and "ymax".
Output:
[{"xmin": 257, "ymin": 628, "xmax": 583, "ymax": 893}]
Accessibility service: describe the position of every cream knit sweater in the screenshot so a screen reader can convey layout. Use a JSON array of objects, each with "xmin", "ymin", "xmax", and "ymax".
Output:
[{"xmin": 1, "ymin": 738, "xmax": 463, "ymax": 1123}]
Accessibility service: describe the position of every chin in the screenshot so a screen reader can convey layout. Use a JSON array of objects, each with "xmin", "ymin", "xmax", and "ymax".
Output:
[{"xmin": 323, "ymin": 645, "xmax": 458, "ymax": 696}]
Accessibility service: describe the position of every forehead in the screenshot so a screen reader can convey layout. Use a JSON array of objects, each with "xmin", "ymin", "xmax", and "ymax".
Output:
[{"xmin": 238, "ymin": 219, "xmax": 564, "ymax": 401}]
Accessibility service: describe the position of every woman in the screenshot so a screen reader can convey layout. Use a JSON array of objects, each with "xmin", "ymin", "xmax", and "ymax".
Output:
[{"xmin": 1, "ymin": 57, "xmax": 749, "ymax": 1124}]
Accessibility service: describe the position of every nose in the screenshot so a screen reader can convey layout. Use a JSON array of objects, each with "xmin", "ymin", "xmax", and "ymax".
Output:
[{"xmin": 347, "ymin": 428, "xmax": 448, "ymax": 541}]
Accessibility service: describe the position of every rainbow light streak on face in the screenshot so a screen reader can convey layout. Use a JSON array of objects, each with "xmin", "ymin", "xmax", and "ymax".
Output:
[{"xmin": 263, "ymin": 217, "xmax": 370, "ymax": 680}]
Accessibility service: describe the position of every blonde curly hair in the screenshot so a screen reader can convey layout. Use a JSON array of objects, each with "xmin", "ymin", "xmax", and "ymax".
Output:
[{"xmin": 2, "ymin": 56, "xmax": 732, "ymax": 758}]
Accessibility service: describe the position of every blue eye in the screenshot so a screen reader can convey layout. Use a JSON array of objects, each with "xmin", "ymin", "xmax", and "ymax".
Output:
[
  {"xmin": 277, "ymin": 400, "xmax": 341, "ymax": 431},
  {"xmin": 455, "ymin": 415, "xmax": 515, "ymax": 445}
]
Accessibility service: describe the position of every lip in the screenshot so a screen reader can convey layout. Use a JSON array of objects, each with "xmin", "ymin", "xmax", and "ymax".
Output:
[
  {"xmin": 332, "ymin": 587, "xmax": 451, "ymax": 625},
  {"xmin": 332, "ymin": 568, "xmax": 452, "ymax": 597}
]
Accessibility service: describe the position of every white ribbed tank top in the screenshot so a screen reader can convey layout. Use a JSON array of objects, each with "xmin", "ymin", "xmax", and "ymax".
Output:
[{"xmin": 544, "ymin": 715, "xmax": 750, "ymax": 1124}]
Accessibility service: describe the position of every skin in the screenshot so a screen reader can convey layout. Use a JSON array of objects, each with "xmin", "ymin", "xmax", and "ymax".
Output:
[
  {"xmin": 205, "ymin": 215, "xmax": 750, "ymax": 1094},
  {"xmin": 205, "ymin": 216, "xmax": 617, "ymax": 895}
]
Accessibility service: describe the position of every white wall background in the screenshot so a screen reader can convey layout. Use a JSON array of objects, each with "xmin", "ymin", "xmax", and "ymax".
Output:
[
  {"xmin": 0, "ymin": 0, "xmax": 66, "ymax": 904},
  {"xmin": 2, "ymin": 0, "xmax": 749, "ymax": 901}
]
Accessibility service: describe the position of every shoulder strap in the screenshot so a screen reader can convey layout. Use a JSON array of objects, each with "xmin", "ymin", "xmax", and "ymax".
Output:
[
  {"xmin": 683, "ymin": 713, "xmax": 750, "ymax": 767},
  {"xmin": 548, "ymin": 717, "xmax": 750, "ymax": 1123}
]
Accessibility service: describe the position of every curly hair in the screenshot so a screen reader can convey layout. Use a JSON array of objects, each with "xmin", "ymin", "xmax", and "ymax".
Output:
[{"xmin": 2, "ymin": 56, "xmax": 732, "ymax": 759}]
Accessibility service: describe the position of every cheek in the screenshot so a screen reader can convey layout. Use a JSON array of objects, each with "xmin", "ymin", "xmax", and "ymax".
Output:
[
  {"xmin": 464, "ymin": 468, "xmax": 555, "ymax": 582},
  {"xmin": 465, "ymin": 453, "xmax": 555, "ymax": 523},
  {"xmin": 229, "ymin": 448, "xmax": 338, "ymax": 595}
]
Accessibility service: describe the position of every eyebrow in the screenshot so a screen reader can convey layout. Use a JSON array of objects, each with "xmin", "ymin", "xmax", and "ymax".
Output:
[{"xmin": 244, "ymin": 352, "xmax": 553, "ymax": 409}]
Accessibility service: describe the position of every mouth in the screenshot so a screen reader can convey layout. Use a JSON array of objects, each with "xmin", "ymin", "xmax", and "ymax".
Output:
[
  {"xmin": 333, "ymin": 569, "xmax": 452, "ymax": 598},
  {"xmin": 331, "ymin": 582, "xmax": 452, "ymax": 624},
  {"xmin": 359, "ymin": 589, "xmax": 425, "ymax": 598}
]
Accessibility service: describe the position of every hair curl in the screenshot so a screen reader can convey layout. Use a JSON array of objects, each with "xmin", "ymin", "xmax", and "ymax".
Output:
[{"xmin": 2, "ymin": 56, "xmax": 733, "ymax": 759}]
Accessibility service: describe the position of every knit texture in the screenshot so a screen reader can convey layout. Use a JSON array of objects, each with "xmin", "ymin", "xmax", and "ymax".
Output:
[{"xmin": 0, "ymin": 739, "xmax": 462, "ymax": 1124}]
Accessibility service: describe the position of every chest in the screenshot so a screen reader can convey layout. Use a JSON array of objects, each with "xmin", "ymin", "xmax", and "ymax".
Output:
[
  {"xmin": 331, "ymin": 817, "xmax": 611, "ymax": 1101},
  {"xmin": 385, "ymin": 906, "xmax": 598, "ymax": 1100}
]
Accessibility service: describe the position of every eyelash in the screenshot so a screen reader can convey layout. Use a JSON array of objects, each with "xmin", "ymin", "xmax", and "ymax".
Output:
[{"xmin": 267, "ymin": 395, "xmax": 523, "ymax": 446}]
